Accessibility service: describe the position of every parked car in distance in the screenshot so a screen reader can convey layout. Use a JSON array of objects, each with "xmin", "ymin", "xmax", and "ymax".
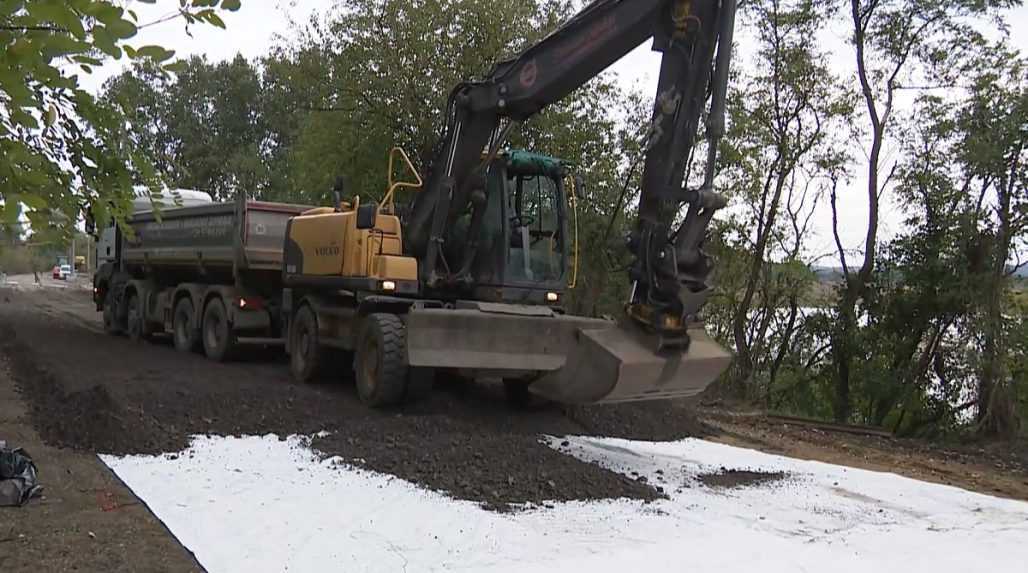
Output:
[
  {"xmin": 58, "ymin": 264, "xmax": 72, "ymax": 280},
  {"xmin": 52, "ymin": 265, "xmax": 61, "ymax": 279}
]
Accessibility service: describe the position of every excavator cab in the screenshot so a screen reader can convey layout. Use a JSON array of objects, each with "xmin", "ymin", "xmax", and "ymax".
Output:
[
  {"xmin": 405, "ymin": 149, "xmax": 731, "ymax": 405},
  {"xmin": 456, "ymin": 150, "xmax": 574, "ymax": 305},
  {"xmin": 504, "ymin": 155, "xmax": 567, "ymax": 284}
]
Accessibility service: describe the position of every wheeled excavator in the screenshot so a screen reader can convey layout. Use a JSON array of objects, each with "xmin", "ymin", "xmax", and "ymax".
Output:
[{"xmin": 281, "ymin": 0, "xmax": 738, "ymax": 406}]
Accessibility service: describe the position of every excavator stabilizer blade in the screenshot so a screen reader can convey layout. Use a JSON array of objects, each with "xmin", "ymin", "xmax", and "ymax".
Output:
[{"xmin": 528, "ymin": 323, "xmax": 731, "ymax": 405}]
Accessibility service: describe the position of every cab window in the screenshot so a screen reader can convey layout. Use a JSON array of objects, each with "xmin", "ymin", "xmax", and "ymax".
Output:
[{"xmin": 507, "ymin": 174, "xmax": 563, "ymax": 281}]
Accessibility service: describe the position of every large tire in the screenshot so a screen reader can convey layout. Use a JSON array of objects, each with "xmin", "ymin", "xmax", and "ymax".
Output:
[
  {"xmin": 172, "ymin": 297, "xmax": 201, "ymax": 353},
  {"xmin": 289, "ymin": 305, "xmax": 329, "ymax": 383},
  {"xmin": 202, "ymin": 297, "xmax": 235, "ymax": 362},
  {"xmin": 126, "ymin": 291, "xmax": 146, "ymax": 342},
  {"xmin": 102, "ymin": 289, "xmax": 122, "ymax": 336},
  {"xmin": 355, "ymin": 313, "xmax": 408, "ymax": 407}
]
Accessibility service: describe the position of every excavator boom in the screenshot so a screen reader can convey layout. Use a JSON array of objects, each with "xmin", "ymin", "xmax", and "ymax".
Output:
[{"xmin": 403, "ymin": 0, "xmax": 738, "ymax": 404}]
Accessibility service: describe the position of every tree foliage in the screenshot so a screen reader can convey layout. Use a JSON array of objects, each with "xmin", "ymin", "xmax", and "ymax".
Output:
[
  {"xmin": 105, "ymin": 55, "xmax": 269, "ymax": 201},
  {"xmin": 0, "ymin": 0, "xmax": 237, "ymax": 238},
  {"xmin": 711, "ymin": 0, "xmax": 853, "ymax": 402},
  {"xmin": 829, "ymin": 0, "xmax": 1021, "ymax": 423}
]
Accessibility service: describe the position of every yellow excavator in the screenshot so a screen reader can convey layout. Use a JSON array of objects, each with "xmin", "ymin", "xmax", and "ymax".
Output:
[{"xmin": 278, "ymin": 0, "xmax": 737, "ymax": 407}]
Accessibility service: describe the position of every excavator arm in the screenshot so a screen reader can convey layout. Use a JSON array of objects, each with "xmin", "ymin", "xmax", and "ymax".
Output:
[{"xmin": 408, "ymin": 0, "xmax": 736, "ymax": 342}]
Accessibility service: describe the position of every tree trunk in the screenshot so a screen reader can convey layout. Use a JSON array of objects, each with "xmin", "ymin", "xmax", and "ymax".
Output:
[
  {"xmin": 832, "ymin": 286, "xmax": 857, "ymax": 422},
  {"xmin": 978, "ymin": 174, "xmax": 1019, "ymax": 437},
  {"xmin": 831, "ymin": 0, "xmax": 892, "ymax": 423},
  {"xmin": 766, "ymin": 298, "xmax": 800, "ymax": 407},
  {"xmin": 977, "ymin": 296, "xmax": 1016, "ymax": 436}
]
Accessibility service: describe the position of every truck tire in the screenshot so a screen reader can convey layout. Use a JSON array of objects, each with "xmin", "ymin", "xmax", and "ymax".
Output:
[
  {"xmin": 102, "ymin": 289, "xmax": 122, "ymax": 336},
  {"xmin": 355, "ymin": 313, "xmax": 408, "ymax": 407},
  {"xmin": 173, "ymin": 297, "xmax": 201, "ymax": 353},
  {"xmin": 202, "ymin": 297, "xmax": 235, "ymax": 362},
  {"xmin": 289, "ymin": 305, "xmax": 328, "ymax": 383},
  {"xmin": 126, "ymin": 291, "xmax": 147, "ymax": 342}
]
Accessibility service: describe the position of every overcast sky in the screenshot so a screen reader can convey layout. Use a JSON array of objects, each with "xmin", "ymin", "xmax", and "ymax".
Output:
[{"xmin": 86, "ymin": 1, "xmax": 1028, "ymax": 261}]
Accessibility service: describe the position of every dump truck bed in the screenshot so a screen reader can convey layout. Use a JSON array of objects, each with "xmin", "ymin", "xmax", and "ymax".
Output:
[{"xmin": 122, "ymin": 201, "xmax": 312, "ymax": 271}]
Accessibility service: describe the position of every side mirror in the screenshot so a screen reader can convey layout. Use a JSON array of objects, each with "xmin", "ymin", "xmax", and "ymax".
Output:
[{"xmin": 356, "ymin": 203, "xmax": 377, "ymax": 230}]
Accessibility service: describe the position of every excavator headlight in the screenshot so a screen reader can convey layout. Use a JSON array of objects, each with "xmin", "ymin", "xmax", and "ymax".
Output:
[
  {"xmin": 546, "ymin": 292, "xmax": 559, "ymax": 302},
  {"xmin": 382, "ymin": 280, "xmax": 396, "ymax": 292}
]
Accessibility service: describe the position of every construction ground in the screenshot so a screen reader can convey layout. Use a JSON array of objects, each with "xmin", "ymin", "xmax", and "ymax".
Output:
[{"xmin": 1, "ymin": 274, "xmax": 1027, "ymax": 572}]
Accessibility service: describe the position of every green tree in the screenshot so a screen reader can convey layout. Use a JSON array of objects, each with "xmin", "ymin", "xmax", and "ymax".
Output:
[
  {"xmin": 716, "ymin": 0, "xmax": 852, "ymax": 402},
  {"xmin": 830, "ymin": 0, "xmax": 1020, "ymax": 422},
  {"xmin": 283, "ymin": 0, "xmax": 573, "ymax": 203},
  {"xmin": 105, "ymin": 55, "xmax": 270, "ymax": 200},
  {"xmin": 0, "ymin": 0, "xmax": 237, "ymax": 238},
  {"xmin": 854, "ymin": 94, "xmax": 980, "ymax": 433},
  {"xmin": 834, "ymin": 40, "xmax": 1026, "ymax": 436},
  {"xmin": 955, "ymin": 46, "xmax": 1027, "ymax": 436}
]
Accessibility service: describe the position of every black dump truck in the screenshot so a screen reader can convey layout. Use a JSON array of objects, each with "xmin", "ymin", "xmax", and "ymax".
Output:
[{"xmin": 93, "ymin": 197, "xmax": 311, "ymax": 360}]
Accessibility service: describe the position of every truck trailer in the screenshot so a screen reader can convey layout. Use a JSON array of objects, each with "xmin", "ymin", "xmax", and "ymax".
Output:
[{"xmin": 93, "ymin": 197, "xmax": 313, "ymax": 360}]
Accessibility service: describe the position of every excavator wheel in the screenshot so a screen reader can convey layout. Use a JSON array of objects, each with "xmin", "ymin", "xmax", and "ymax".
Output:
[
  {"xmin": 289, "ymin": 305, "xmax": 330, "ymax": 383},
  {"xmin": 355, "ymin": 313, "xmax": 408, "ymax": 407}
]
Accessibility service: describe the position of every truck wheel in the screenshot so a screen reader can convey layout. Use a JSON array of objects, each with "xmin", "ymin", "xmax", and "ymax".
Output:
[
  {"xmin": 173, "ymin": 298, "xmax": 201, "ymax": 353},
  {"xmin": 102, "ymin": 290, "xmax": 122, "ymax": 336},
  {"xmin": 202, "ymin": 297, "xmax": 235, "ymax": 362},
  {"xmin": 126, "ymin": 292, "xmax": 147, "ymax": 342},
  {"xmin": 289, "ymin": 305, "xmax": 328, "ymax": 383},
  {"xmin": 355, "ymin": 313, "xmax": 408, "ymax": 407}
]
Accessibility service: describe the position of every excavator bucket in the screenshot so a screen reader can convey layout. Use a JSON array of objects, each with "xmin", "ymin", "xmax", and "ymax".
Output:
[
  {"xmin": 405, "ymin": 305, "xmax": 731, "ymax": 405},
  {"xmin": 527, "ymin": 322, "xmax": 731, "ymax": 404}
]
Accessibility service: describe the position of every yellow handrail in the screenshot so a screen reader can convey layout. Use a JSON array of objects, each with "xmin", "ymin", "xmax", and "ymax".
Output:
[
  {"xmin": 567, "ymin": 175, "xmax": 579, "ymax": 289},
  {"xmin": 379, "ymin": 147, "xmax": 423, "ymax": 215}
]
